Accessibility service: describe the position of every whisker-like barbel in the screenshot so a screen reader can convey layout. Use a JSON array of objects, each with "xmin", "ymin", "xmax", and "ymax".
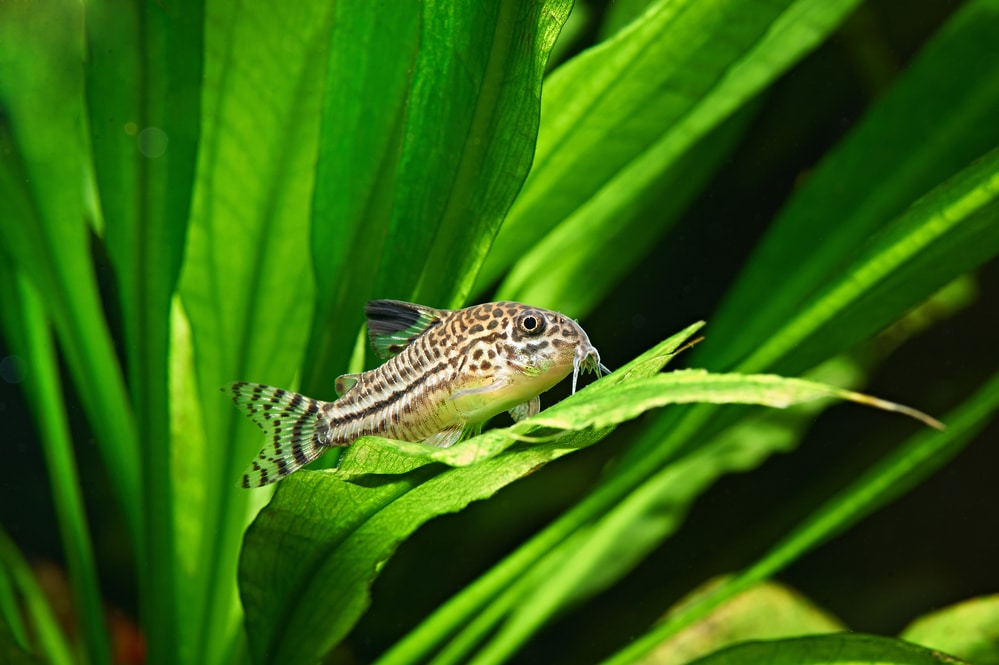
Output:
[{"xmin": 225, "ymin": 300, "xmax": 608, "ymax": 487}]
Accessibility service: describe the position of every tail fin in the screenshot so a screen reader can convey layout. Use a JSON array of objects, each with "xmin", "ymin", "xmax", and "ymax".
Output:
[{"xmin": 224, "ymin": 382, "xmax": 330, "ymax": 488}]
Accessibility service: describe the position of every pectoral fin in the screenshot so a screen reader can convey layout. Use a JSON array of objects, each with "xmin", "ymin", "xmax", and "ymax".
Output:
[
  {"xmin": 508, "ymin": 396, "xmax": 540, "ymax": 422},
  {"xmin": 334, "ymin": 373, "xmax": 360, "ymax": 396},
  {"xmin": 423, "ymin": 425, "xmax": 465, "ymax": 448},
  {"xmin": 449, "ymin": 376, "xmax": 508, "ymax": 401}
]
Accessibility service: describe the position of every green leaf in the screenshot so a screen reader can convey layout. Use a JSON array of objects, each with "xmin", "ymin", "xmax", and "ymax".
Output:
[
  {"xmin": 0, "ymin": 0, "xmax": 142, "ymax": 547},
  {"xmin": 681, "ymin": 633, "xmax": 966, "ymax": 665},
  {"xmin": 176, "ymin": 1, "xmax": 333, "ymax": 663},
  {"xmin": 240, "ymin": 323, "xmax": 701, "ymax": 665},
  {"xmin": 479, "ymin": 0, "xmax": 865, "ymax": 312},
  {"xmin": 901, "ymin": 595, "xmax": 999, "ymax": 665},
  {"xmin": 243, "ymin": 318, "xmax": 943, "ymax": 665},
  {"xmin": 0, "ymin": 623, "xmax": 42, "ymax": 665},
  {"xmin": 0, "ymin": 267, "xmax": 111, "ymax": 665},
  {"xmin": 303, "ymin": 0, "xmax": 573, "ymax": 396},
  {"xmin": 85, "ymin": 3, "xmax": 204, "ymax": 661},
  {"xmin": 606, "ymin": 366, "xmax": 999, "ymax": 664},
  {"xmin": 0, "ymin": 526, "xmax": 74, "ymax": 665},
  {"xmin": 699, "ymin": 0, "xmax": 999, "ymax": 374}
]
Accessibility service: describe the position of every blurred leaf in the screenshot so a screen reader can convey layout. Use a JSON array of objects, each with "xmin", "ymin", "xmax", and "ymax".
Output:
[
  {"xmin": 699, "ymin": 0, "xmax": 999, "ymax": 374},
  {"xmin": 0, "ymin": 620, "xmax": 42, "ymax": 665},
  {"xmin": 640, "ymin": 579, "xmax": 844, "ymax": 665},
  {"xmin": 682, "ymin": 633, "xmax": 965, "ymax": 665},
  {"xmin": 85, "ymin": 2, "xmax": 204, "ymax": 661},
  {"xmin": 304, "ymin": 0, "xmax": 573, "ymax": 396},
  {"xmin": 479, "ymin": 0, "xmax": 865, "ymax": 313},
  {"xmin": 0, "ymin": 0, "xmax": 141, "ymax": 543},
  {"xmin": 0, "ymin": 527, "xmax": 73, "ymax": 665},
  {"xmin": 176, "ymin": 1, "xmax": 334, "ymax": 662},
  {"xmin": 0, "ymin": 266, "xmax": 110, "ymax": 665},
  {"xmin": 901, "ymin": 595, "xmax": 999, "ymax": 665}
]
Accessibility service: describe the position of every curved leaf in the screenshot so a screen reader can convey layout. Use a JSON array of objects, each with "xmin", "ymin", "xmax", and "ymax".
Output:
[{"xmin": 243, "ymin": 321, "xmax": 942, "ymax": 665}]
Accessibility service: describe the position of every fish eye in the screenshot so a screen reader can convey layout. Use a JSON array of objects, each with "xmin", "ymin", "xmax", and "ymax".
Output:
[{"xmin": 517, "ymin": 311, "xmax": 546, "ymax": 336}]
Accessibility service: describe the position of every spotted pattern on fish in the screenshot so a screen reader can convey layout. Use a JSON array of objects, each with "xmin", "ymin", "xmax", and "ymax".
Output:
[{"xmin": 225, "ymin": 300, "xmax": 609, "ymax": 487}]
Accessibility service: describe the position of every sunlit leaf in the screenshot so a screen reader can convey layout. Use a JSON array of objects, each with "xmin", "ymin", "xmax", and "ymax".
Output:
[
  {"xmin": 902, "ymin": 595, "xmax": 999, "ymax": 665},
  {"xmin": 303, "ymin": 0, "xmax": 573, "ymax": 396}
]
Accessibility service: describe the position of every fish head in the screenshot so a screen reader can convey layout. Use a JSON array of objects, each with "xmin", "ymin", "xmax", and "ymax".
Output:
[{"xmin": 450, "ymin": 302, "xmax": 609, "ymax": 423}]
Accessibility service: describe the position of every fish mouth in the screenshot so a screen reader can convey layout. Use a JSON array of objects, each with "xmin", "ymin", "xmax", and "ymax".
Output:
[{"xmin": 572, "ymin": 344, "xmax": 611, "ymax": 394}]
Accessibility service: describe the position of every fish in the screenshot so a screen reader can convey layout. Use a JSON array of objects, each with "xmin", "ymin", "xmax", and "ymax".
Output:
[{"xmin": 224, "ymin": 300, "xmax": 610, "ymax": 488}]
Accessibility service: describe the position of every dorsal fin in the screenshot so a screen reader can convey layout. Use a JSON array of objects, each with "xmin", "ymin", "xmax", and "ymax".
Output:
[{"xmin": 365, "ymin": 299, "xmax": 446, "ymax": 359}]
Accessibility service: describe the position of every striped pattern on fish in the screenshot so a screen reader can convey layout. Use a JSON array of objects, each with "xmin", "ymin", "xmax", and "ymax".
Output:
[{"xmin": 225, "ymin": 300, "xmax": 609, "ymax": 488}]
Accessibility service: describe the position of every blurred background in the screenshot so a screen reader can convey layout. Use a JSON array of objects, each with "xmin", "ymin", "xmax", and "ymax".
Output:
[{"xmin": 1, "ymin": 0, "xmax": 996, "ymax": 663}]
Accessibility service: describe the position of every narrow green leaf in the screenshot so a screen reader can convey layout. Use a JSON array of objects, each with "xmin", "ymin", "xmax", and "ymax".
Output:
[
  {"xmin": 0, "ymin": 526, "xmax": 74, "ymax": 665},
  {"xmin": 0, "ymin": 619, "xmax": 42, "ymax": 665},
  {"xmin": 606, "ymin": 367, "xmax": 999, "ymax": 664},
  {"xmin": 0, "ymin": 0, "xmax": 141, "ymax": 545},
  {"xmin": 304, "ymin": 0, "xmax": 573, "ymax": 396},
  {"xmin": 85, "ymin": 3, "xmax": 204, "ymax": 662},
  {"xmin": 0, "ymin": 268, "xmax": 111, "ymax": 665},
  {"xmin": 699, "ymin": 0, "xmax": 999, "ymax": 374},
  {"xmin": 901, "ymin": 595, "xmax": 999, "ymax": 665},
  {"xmin": 682, "ymin": 633, "xmax": 965, "ymax": 665},
  {"xmin": 738, "ymin": 144, "xmax": 999, "ymax": 377},
  {"xmin": 458, "ymin": 371, "xmax": 940, "ymax": 665},
  {"xmin": 478, "ymin": 0, "xmax": 865, "ymax": 303}
]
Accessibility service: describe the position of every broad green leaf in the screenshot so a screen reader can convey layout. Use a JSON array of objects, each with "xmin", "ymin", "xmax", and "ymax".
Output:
[
  {"xmin": 681, "ymin": 633, "xmax": 964, "ymax": 665},
  {"xmin": 901, "ymin": 595, "xmax": 999, "ymax": 665},
  {"xmin": 0, "ymin": 0, "xmax": 141, "ymax": 543},
  {"xmin": 478, "ymin": 0, "xmax": 865, "ymax": 310},
  {"xmin": 303, "ymin": 0, "xmax": 573, "ymax": 396},
  {"xmin": 640, "ymin": 579, "xmax": 843, "ymax": 665},
  {"xmin": 698, "ymin": 0, "xmax": 999, "ymax": 374},
  {"xmin": 240, "ymin": 324, "xmax": 701, "ymax": 665},
  {"xmin": 177, "ymin": 1, "xmax": 333, "ymax": 662}
]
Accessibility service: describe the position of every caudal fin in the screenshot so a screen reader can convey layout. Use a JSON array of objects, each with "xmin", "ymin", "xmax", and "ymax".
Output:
[{"xmin": 224, "ymin": 382, "xmax": 330, "ymax": 488}]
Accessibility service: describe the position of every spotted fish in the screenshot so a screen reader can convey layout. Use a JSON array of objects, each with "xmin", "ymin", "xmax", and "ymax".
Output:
[{"xmin": 225, "ymin": 300, "xmax": 609, "ymax": 488}]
